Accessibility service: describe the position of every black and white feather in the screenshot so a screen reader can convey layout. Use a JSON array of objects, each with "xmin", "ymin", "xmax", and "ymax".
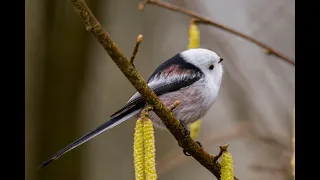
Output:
[{"xmin": 39, "ymin": 48, "xmax": 224, "ymax": 168}]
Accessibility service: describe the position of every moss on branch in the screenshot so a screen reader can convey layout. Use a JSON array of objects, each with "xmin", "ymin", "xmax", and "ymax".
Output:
[{"xmin": 68, "ymin": 0, "xmax": 238, "ymax": 179}]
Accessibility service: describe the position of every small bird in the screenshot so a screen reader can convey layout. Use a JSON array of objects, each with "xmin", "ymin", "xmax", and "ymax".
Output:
[{"xmin": 39, "ymin": 48, "xmax": 224, "ymax": 168}]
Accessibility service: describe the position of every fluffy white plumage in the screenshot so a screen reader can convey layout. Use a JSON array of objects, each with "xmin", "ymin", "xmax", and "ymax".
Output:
[{"xmin": 149, "ymin": 48, "xmax": 223, "ymax": 128}]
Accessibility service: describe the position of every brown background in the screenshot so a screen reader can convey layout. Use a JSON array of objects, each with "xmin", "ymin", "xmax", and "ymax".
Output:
[{"xmin": 26, "ymin": 0, "xmax": 295, "ymax": 180}]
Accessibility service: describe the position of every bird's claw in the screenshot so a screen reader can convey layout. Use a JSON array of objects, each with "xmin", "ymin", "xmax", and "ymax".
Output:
[
  {"xmin": 179, "ymin": 120, "xmax": 204, "ymax": 156},
  {"xmin": 179, "ymin": 120, "xmax": 190, "ymax": 140},
  {"xmin": 196, "ymin": 141, "xmax": 203, "ymax": 148},
  {"xmin": 183, "ymin": 149, "xmax": 190, "ymax": 156}
]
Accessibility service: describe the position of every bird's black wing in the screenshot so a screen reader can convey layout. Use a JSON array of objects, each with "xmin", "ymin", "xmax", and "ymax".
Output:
[{"xmin": 110, "ymin": 53, "xmax": 203, "ymax": 118}]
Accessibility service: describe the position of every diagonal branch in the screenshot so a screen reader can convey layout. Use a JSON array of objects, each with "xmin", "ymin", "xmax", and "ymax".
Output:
[
  {"xmin": 68, "ymin": 0, "xmax": 238, "ymax": 179},
  {"xmin": 139, "ymin": 0, "xmax": 295, "ymax": 65}
]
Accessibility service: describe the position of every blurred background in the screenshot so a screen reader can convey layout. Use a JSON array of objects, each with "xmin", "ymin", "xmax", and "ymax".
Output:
[{"xmin": 25, "ymin": 0, "xmax": 295, "ymax": 180}]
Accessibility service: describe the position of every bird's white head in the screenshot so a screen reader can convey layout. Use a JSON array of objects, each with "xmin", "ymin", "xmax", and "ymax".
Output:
[{"xmin": 180, "ymin": 48, "xmax": 224, "ymax": 84}]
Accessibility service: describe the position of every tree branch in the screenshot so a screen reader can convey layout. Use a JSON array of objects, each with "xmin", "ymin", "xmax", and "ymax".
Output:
[
  {"xmin": 130, "ymin": 34, "xmax": 143, "ymax": 67},
  {"xmin": 139, "ymin": 0, "xmax": 295, "ymax": 66},
  {"xmin": 68, "ymin": 0, "xmax": 237, "ymax": 179},
  {"xmin": 157, "ymin": 121, "xmax": 250, "ymax": 175}
]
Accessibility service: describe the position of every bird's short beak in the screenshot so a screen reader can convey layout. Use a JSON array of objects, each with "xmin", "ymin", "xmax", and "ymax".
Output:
[{"xmin": 218, "ymin": 58, "xmax": 223, "ymax": 64}]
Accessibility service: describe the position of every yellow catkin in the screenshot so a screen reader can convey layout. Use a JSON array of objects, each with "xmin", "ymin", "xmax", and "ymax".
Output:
[
  {"xmin": 134, "ymin": 119, "xmax": 145, "ymax": 180},
  {"xmin": 188, "ymin": 21, "xmax": 200, "ymax": 49},
  {"xmin": 143, "ymin": 118, "xmax": 157, "ymax": 180},
  {"xmin": 188, "ymin": 20, "xmax": 202, "ymax": 140},
  {"xmin": 189, "ymin": 120, "xmax": 202, "ymax": 139},
  {"xmin": 221, "ymin": 150, "xmax": 234, "ymax": 180}
]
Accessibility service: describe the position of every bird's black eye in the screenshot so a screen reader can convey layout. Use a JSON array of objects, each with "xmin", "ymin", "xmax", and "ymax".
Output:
[{"xmin": 209, "ymin": 64, "xmax": 214, "ymax": 70}]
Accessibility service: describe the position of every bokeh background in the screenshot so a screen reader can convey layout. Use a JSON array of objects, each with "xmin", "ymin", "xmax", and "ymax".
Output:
[{"xmin": 25, "ymin": 0, "xmax": 295, "ymax": 180}]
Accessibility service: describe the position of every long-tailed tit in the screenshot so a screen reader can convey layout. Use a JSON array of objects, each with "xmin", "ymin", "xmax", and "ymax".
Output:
[{"xmin": 39, "ymin": 48, "xmax": 224, "ymax": 168}]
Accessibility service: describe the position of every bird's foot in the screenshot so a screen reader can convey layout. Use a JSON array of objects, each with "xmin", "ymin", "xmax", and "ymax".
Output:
[
  {"xmin": 179, "ymin": 120, "xmax": 190, "ymax": 140},
  {"xmin": 179, "ymin": 120, "xmax": 204, "ymax": 156}
]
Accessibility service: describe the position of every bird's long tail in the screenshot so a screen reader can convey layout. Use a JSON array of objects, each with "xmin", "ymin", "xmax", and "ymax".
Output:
[{"xmin": 39, "ymin": 108, "xmax": 141, "ymax": 168}]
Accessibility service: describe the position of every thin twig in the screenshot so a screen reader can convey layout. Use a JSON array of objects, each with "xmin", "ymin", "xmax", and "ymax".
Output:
[
  {"xmin": 130, "ymin": 34, "xmax": 143, "ymax": 67},
  {"xmin": 139, "ymin": 0, "xmax": 294, "ymax": 65},
  {"xmin": 213, "ymin": 144, "xmax": 229, "ymax": 162},
  {"xmin": 169, "ymin": 100, "xmax": 180, "ymax": 111},
  {"xmin": 68, "ymin": 0, "xmax": 238, "ymax": 179}
]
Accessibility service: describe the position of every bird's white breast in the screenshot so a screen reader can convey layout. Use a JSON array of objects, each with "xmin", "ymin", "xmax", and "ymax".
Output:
[{"xmin": 149, "ymin": 76, "xmax": 221, "ymax": 129}]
